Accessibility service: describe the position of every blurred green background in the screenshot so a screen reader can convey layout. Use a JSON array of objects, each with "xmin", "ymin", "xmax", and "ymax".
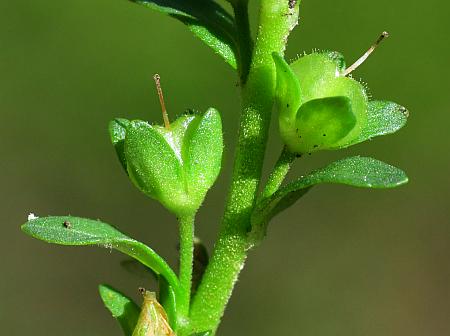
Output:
[{"xmin": 1, "ymin": 0, "xmax": 449, "ymax": 335}]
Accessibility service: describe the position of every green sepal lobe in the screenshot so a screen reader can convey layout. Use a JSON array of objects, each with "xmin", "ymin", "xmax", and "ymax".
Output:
[
  {"xmin": 99, "ymin": 285, "xmax": 140, "ymax": 336},
  {"xmin": 109, "ymin": 118, "xmax": 131, "ymax": 172}
]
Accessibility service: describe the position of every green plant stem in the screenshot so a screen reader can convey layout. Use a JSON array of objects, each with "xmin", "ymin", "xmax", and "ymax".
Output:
[
  {"xmin": 178, "ymin": 213, "xmax": 195, "ymax": 322},
  {"xmin": 260, "ymin": 146, "xmax": 297, "ymax": 200},
  {"xmin": 188, "ymin": 2, "xmax": 299, "ymax": 334}
]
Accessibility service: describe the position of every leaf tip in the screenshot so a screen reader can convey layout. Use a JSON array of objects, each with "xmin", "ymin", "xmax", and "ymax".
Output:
[{"xmin": 21, "ymin": 214, "xmax": 37, "ymax": 234}]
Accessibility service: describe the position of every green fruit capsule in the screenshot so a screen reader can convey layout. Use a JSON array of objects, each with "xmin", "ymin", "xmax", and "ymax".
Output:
[
  {"xmin": 110, "ymin": 75, "xmax": 223, "ymax": 216},
  {"xmin": 273, "ymin": 32, "xmax": 390, "ymax": 154}
]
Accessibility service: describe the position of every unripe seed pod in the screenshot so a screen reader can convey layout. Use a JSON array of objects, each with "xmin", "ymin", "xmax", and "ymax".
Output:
[
  {"xmin": 273, "ymin": 52, "xmax": 367, "ymax": 154},
  {"xmin": 273, "ymin": 33, "xmax": 390, "ymax": 154},
  {"xmin": 109, "ymin": 76, "xmax": 223, "ymax": 216},
  {"xmin": 123, "ymin": 109, "xmax": 223, "ymax": 216}
]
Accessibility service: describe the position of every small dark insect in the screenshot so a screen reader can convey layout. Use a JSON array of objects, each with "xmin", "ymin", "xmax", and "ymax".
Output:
[
  {"xmin": 138, "ymin": 287, "xmax": 146, "ymax": 295},
  {"xmin": 288, "ymin": 0, "xmax": 297, "ymax": 9},
  {"xmin": 63, "ymin": 221, "xmax": 71, "ymax": 229}
]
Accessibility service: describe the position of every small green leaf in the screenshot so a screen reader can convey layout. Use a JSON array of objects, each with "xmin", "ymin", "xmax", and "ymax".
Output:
[
  {"xmin": 251, "ymin": 157, "xmax": 408, "ymax": 242},
  {"xmin": 125, "ymin": 121, "xmax": 189, "ymax": 215},
  {"xmin": 21, "ymin": 216, "xmax": 179, "ymax": 291},
  {"xmin": 182, "ymin": 108, "xmax": 223, "ymax": 206},
  {"xmin": 99, "ymin": 285, "xmax": 140, "ymax": 336},
  {"xmin": 109, "ymin": 118, "xmax": 131, "ymax": 172},
  {"xmin": 349, "ymin": 101, "xmax": 409, "ymax": 146},
  {"xmin": 130, "ymin": 0, "xmax": 237, "ymax": 68},
  {"xmin": 273, "ymin": 52, "xmax": 302, "ymax": 125}
]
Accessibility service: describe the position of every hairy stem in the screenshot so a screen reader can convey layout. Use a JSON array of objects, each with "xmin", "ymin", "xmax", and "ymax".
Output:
[
  {"xmin": 188, "ymin": 1, "xmax": 299, "ymax": 334},
  {"xmin": 178, "ymin": 214, "xmax": 195, "ymax": 322},
  {"xmin": 260, "ymin": 146, "xmax": 297, "ymax": 200}
]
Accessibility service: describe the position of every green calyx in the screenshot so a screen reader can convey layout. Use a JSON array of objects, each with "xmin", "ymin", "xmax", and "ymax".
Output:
[
  {"xmin": 273, "ymin": 52, "xmax": 368, "ymax": 154},
  {"xmin": 110, "ymin": 108, "xmax": 223, "ymax": 216}
]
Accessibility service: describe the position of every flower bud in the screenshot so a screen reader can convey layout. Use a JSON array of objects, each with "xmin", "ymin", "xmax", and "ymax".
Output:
[{"xmin": 119, "ymin": 108, "xmax": 223, "ymax": 216}]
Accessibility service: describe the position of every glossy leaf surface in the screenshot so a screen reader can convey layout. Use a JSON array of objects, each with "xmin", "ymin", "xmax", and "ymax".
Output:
[
  {"xmin": 350, "ymin": 100, "xmax": 409, "ymax": 145},
  {"xmin": 273, "ymin": 52, "xmax": 302, "ymax": 124},
  {"xmin": 182, "ymin": 108, "xmax": 223, "ymax": 206},
  {"xmin": 251, "ymin": 156, "xmax": 408, "ymax": 242},
  {"xmin": 21, "ymin": 216, "xmax": 179, "ymax": 290},
  {"xmin": 99, "ymin": 285, "xmax": 140, "ymax": 336},
  {"xmin": 123, "ymin": 109, "xmax": 223, "ymax": 215},
  {"xmin": 125, "ymin": 120, "xmax": 189, "ymax": 214},
  {"xmin": 130, "ymin": 0, "xmax": 237, "ymax": 68}
]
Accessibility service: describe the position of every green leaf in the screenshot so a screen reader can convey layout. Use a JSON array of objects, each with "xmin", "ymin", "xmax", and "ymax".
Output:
[
  {"xmin": 99, "ymin": 285, "xmax": 140, "ymax": 336},
  {"xmin": 130, "ymin": 0, "xmax": 237, "ymax": 68},
  {"xmin": 272, "ymin": 52, "xmax": 302, "ymax": 124},
  {"xmin": 125, "ymin": 121, "xmax": 189, "ymax": 215},
  {"xmin": 109, "ymin": 118, "xmax": 130, "ymax": 172},
  {"xmin": 251, "ymin": 156, "xmax": 408, "ymax": 242},
  {"xmin": 190, "ymin": 332, "xmax": 212, "ymax": 336},
  {"xmin": 21, "ymin": 216, "xmax": 179, "ymax": 291},
  {"xmin": 349, "ymin": 101, "xmax": 409, "ymax": 146},
  {"xmin": 182, "ymin": 108, "xmax": 223, "ymax": 206}
]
